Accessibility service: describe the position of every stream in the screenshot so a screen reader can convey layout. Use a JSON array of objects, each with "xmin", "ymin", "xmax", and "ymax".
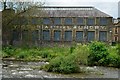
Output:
[{"xmin": 2, "ymin": 60, "xmax": 119, "ymax": 78}]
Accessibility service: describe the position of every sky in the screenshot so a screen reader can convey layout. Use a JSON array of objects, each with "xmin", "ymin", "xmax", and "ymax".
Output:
[
  {"xmin": 43, "ymin": 0, "xmax": 120, "ymax": 18},
  {"xmin": 0, "ymin": 0, "xmax": 120, "ymax": 18}
]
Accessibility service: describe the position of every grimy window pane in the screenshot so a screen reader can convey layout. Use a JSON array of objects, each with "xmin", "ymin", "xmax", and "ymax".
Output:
[
  {"xmin": 65, "ymin": 18, "xmax": 72, "ymax": 25},
  {"xmin": 32, "ymin": 30, "xmax": 39, "ymax": 41},
  {"xmin": 77, "ymin": 18, "xmax": 84, "ymax": 25},
  {"xmin": 64, "ymin": 31, "xmax": 72, "ymax": 41},
  {"xmin": 43, "ymin": 30, "xmax": 50, "ymax": 40},
  {"xmin": 76, "ymin": 31, "xmax": 83, "ymax": 41},
  {"xmin": 100, "ymin": 18, "xmax": 107, "ymax": 25},
  {"xmin": 43, "ymin": 18, "xmax": 50, "ymax": 24},
  {"xmin": 12, "ymin": 30, "xmax": 20, "ymax": 41},
  {"xmin": 22, "ymin": 30, "xmax": 29, "ymax": 41},
  {"xmin": 99, "ymin": 31, "xmax": 107, "ymax": 41},
  {"xmin": 87, "ymin": 18, "xmax": 95, "ymax": 25},
  {"xmin": 54, "ymin": 18, "xmax": 61, "ymax": 25},
  {"xmin": 87, "ymin": 31, "xmax": 95, "ymax": 41},
  {"xmin": 54, "ymin": 30, "xmax": 61, "ymax": 41}
]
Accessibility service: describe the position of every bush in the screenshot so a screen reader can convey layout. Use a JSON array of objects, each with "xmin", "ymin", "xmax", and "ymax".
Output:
[
  {"xmin": 73, "ymin": 44, "xmax": 90, "ymax": 65},
  {"xmin": 2, "ymin": 45, "xmax": 16, "ymax": 57},
  {"xmin": 88, "ymin": 41, "xmax": 109, "ymax": 66},
  {"xmin": 43, "ymin": 55, "xmax": 80, "ymax": 74}
]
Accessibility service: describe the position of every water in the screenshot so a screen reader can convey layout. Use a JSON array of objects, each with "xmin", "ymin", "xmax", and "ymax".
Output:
[{"xmin": 2, "ymin": 60, "xmax": 119, "ymax": 78}]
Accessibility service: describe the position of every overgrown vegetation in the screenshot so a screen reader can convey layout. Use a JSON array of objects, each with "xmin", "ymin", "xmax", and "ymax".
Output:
[{"xmin": 2, "ymin": 42, "xmax": 120, "ymax": 74}]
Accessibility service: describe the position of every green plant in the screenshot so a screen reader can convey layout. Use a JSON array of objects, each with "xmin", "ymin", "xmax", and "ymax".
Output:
[
  {"xmin": 43, "ymin": 54, "xmax": 80, "ymax": 74},
  {"xmin": 88, "ymin": 41, "xmax": 109, "ymax": 66}
]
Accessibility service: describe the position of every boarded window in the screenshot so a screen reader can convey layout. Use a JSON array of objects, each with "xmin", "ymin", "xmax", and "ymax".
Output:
[
  {"xmin": 43, "ymin": 18, "xmax": 50, "ymax": 24},
  {"xmin": 87, "ymin": 18, "xmax": 95, "ymax": 25},
  {"xmin": 54, "ymin": 18, "xmax": 61, "ymax": 25},
  {"xmin": 99, "ymin": 31, "xmax": 107, "ymax": 41},
  {"xmin": 12, "ymin": 30, "xmax": 20, "ymax": 41},
  {"xmin": 100, "ymin": 18, "xmax": 107, "ymax": 25},
  {"xmin": 22, "ymin": 30, "xmax": 29, "ymax": 41},
  {"xmin": 64, "ymin": 31, "xmax": 72, "ymax": 41},
  {"xmin": 43, "ymin": 30, "xmax": 50, "ymax": 40},
  {"xmin": 32, "ymin": 30, "xmax": 39, "ymax": 41},
  {"xmin": 87, "ymin": 31, "xmax": 95, "ymax": 41},
  {"xmin": 54, "ymin": 30, "xmax": 61, "ymax": 41},
  {"xmin": 65, "ymin": 18, "xmax": 72, "ymax": 25},
  {"xmin": 77, "ymin": 18, "xmax": 84, "ymax": 25},
  {"xmin": 76, "ymin": 31, "xmax": 83, "ymax": 41}
]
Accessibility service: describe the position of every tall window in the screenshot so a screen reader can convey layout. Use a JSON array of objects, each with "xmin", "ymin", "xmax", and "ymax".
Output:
[
  {"xmin": 77, "ymin": 18, "xmax": 84, "ymax": 25},
  {"xmin": 87, "ymin": 31, "xmax": 95, "ymax": 41},
  {"xmin": 100, "ymin": 18, "xmax": 107, "ymax": 25},
  {"xmin": 87, "ymin": 18, "xmax": 95, "ymax": 25},
  {"xmin": 64, "ymin": 31, "xmax": 72, "ymax": 41},
  {"xmin": 115, "ymin": 27, "xmax": 118, "ymax": 34},
  {"xmin": 32, "ymin": 30, "xmax": 39, "ymax": 41},
  {"xmin": 64, "ymin": 18, "xmax": 72, "ymax": 25},
  {"xmin": 54, "ymin": 18, "xmax": 61, "ymax": 25},
  {"xmin": 54, "ymin": 30, "xmax": 61, "ymax": 41},
  {"xmin": 115, "ymin": 37, "xmax": 118, "ymax": 41},
  {"xmin": 76, "ymin": 31, "xmax": 83, "ymax": 41},
  {"xmin": 22, "ymin": 30, "xmax": 29, "ymax": 41},
  {"xmin": 43, "ymin": 30, "xmax": 50, "ymax": 40},
  {"xmin": 99, "ymin": 31, "xmax": 107, "ymax": 41},
  {"xmin": 43, "ymin": 18, "xmax": 50, "ymax": 25},
  {"xmin": 12, "ymin": 30, "xmax": 20, "ymax": 41}
]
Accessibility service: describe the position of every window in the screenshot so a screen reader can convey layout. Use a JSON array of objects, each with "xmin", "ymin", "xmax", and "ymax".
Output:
[
  {"xmin": 43, "ymin": 18, "xmax": 50, "ymax": 24},
  {"xmin": 87, "ymin": 18, "xmax": 95, "ymax": 25},
  {"xmin": 87, "ymin": 31, "xmax": 95, "ymax": 41},
  {"xmin": 32, "ymin": 30, "xmax": 39, "ymax": 41},
  {"xmin": 115, "ymin": 27, "xmax": 118, "ymax": 34},
  {"xmin": 64, "ymin": 31, "xmax": 72, "ymax": 41},
  {"xmin": 76, "ymin": 31, "xmax": 83, "ymax": 41},
  {"xmin": 99, "ymin": 31, "xmax": 107, "ymax": 41},
  {"xmin": 22, "ymin": 30, "xmax": 29, "ymax": 41},
  {"xmin": 100, "ymin": 18, "xmax": 107, "ymax": 25},
  {"xmin": 64, "ymin": 18, "xmax": 72, "ymax": 25},
  {"xmin": 115, "ymin": 37, "xmax": 118, "ymax": 41},
  {"xmin": 31, "ymin": 18, "xmax": 39, "ymax": 25},
  {"xmin": 77, "ymin": 18, "xmax": 84, "ymax": 25},
  {"xmin": 54, "ymin": 18, "xmax": 61, "ymax": 25},
  {"xmin": 54, "ymin": 30, "xmax": 61, "ymax": 41},
  {"xmin": 43, "ymin": 30, "xmax": 50, "ymax": 40},
  {"xmin": 12, "ymin": 30, "xmax": 20, "ymax": 41},
  {"xmin": 19, "ymin": 17, "xmax": 28, "ymax": 25}
]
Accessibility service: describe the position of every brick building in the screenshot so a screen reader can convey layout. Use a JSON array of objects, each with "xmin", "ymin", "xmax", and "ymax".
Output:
[{"xmin": 3, "ymin": 6, "xmax": 114, "ymax": 46}]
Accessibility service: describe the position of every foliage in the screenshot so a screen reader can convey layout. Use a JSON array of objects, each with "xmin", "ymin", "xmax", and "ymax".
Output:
[
  {"xmin": 43, "ymin": 55, "xmax": 80, "ymax": 74},
  {"xmin": 72, "ymin": 44, "xmax": 90, "ymax": 65},
  {"xmin": 88, "ymin": 41, "xmax": 109, "ymax": 66}
]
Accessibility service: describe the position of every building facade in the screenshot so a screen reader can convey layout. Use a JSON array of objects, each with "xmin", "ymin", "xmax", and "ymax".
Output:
[
  {"xmin": 113, "ymin": 20, "xmax": 120, "ymax": 43},
  {"xmin": 4, "ymin": 6, "xmax": 114, "ymax": 45}
]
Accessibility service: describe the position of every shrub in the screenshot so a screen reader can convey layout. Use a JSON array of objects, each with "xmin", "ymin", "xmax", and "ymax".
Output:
[
  {"xmin": 2, "ymin": 45, "xmax": 16, "ymax": 57},
  {"xmin": 73, "ymin": 44, "xmax": 90, "ymax": 65},
  {"xmin": 88, "ymin": 41, "xmax": 109, "ymax": 66},
  {"xmin": 43, "ymin": 54, "xmax": 80, "ymax": 74}
]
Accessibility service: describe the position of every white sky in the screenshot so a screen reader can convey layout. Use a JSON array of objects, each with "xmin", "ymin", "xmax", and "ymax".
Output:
[
  {"xmin": 0, "ymin": 0, "xmax": 120, "ymax": 18},
  {"xmin": 43, "ymin": 0, "xmax": 120, "ymax": 18}
]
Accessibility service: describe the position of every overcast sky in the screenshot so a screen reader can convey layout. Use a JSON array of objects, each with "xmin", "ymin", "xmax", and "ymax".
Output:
[
  {"xmin": 0, "ymin": 0, "xmax": 120, "ymax": 18},
  {"xmin": 43, "ymin": 0, "xmax": 120, "ymax": 18}
]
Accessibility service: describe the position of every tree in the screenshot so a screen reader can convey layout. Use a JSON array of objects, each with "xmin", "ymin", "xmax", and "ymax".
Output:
[{"xmin": 1, "ymin": 1, "xmax": 44, "ymax": 45}]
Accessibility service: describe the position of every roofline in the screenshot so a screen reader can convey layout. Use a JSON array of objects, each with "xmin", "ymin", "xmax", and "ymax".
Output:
[{"xmin": 40, "ymin": 6, "xmax": 94, "ymax": 8}]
